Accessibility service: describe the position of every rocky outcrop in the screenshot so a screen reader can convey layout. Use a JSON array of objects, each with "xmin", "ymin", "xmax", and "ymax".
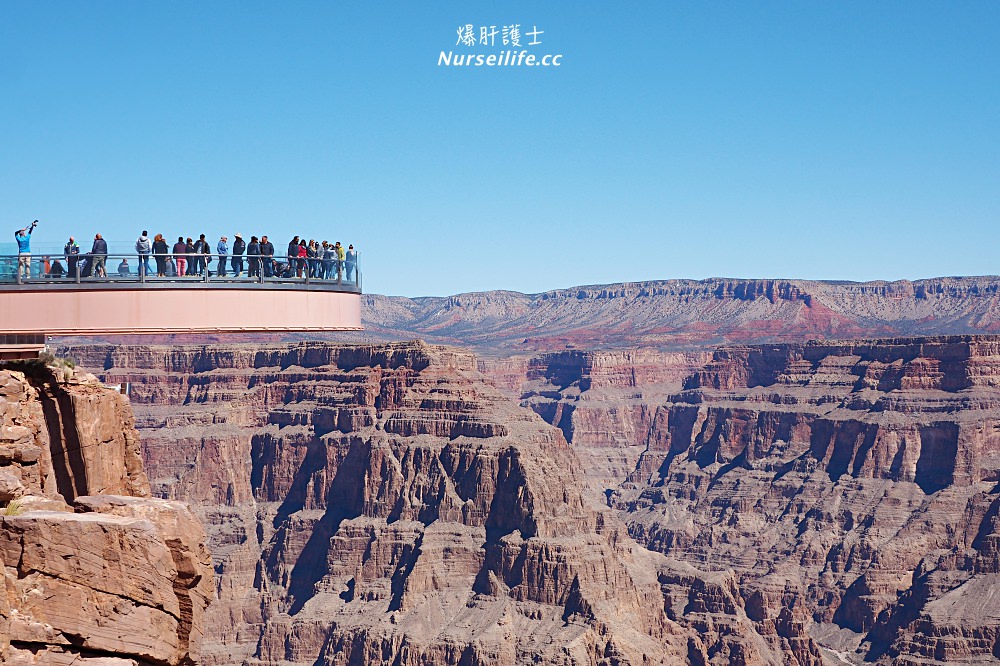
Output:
[{"xmin": 0, "ymin": 365, "xmax": 212, "ymax": 666}]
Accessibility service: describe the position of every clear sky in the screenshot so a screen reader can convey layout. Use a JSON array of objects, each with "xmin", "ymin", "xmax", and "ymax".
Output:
[{"xmin": 1, "ymin": 2, "xmax": 997, "ymax": 297}]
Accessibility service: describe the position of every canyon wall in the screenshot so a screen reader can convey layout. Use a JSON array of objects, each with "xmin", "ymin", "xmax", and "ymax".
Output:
[
  {"xmin": 356, "ymin": 277, "xmax": 1000, "ymax": 352},
  {"xmin": 478, "ymin": 349, "xmax": 714, "ymax": 495},
  {"xmin": 506, "ymin": 336, "xmax": 1000, "ymax": 664},
  {"xmin": 0, "ymin": 363, "xmax": 213, "ymax": 665},
  {"xmin": 64, "ymin": 341, "xmax": 830, "ymax": 666},
  {"xmin": 62, "ymin": 336, "xmax": 1000, "ymax": 665}
]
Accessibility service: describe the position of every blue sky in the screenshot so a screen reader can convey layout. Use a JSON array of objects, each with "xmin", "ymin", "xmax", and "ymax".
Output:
[{"xmin": 1, "ymin": 2, "xmax": 997, "ymax": 296}]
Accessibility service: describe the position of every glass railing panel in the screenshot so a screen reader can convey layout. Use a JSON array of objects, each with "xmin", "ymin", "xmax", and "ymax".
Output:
[{"xmin": 0, "ymin": 252, "xmax": 360, "ymax": 289}]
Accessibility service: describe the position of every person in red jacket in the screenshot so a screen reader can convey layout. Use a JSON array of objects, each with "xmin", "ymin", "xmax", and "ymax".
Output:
[{"xmin": 296, "ymin": 240, "xmax": 308, "ymax": 278}]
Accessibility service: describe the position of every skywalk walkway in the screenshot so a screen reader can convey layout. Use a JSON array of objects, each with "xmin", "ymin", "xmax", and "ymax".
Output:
[{"xmin": 0, "ymin": 252, "xmax": 362, "ymax": 346}]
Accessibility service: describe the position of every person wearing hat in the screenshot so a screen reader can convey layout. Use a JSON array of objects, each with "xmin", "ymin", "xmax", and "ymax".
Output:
[
  {"xmin": 216, "ymin": 235, "xmax": 229, "ymax": 277},
  {"xmin": 231, "ymin": 232, "xmax": 245, "ymax": 277}
]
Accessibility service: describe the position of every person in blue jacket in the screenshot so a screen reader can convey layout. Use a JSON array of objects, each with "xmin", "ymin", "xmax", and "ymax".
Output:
[
  {"xmin": 14, "ymin": 220, "xmax": 37, "ymax": 279},
  {"xmin": 216, "ymin": 236, "xmax": 228, "ymax": 277}
]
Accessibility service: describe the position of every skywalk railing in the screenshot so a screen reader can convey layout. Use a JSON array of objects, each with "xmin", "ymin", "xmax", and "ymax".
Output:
[{"xmin": 0, "ymin": 253, "xmax": 362, "ymax": 291}]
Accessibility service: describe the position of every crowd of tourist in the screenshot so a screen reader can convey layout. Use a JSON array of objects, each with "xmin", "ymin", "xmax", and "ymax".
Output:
[{"xmin": 10, "ymin": 222, "xmax": 359, "ymax": 283}]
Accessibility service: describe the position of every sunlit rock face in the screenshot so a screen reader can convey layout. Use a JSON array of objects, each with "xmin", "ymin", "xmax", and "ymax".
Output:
[
  {"xmin": 66, "ymin": 342, "xmax": 696, "ymax": 665},
  {"xmin": 65, "ymin": 335, "xmax": 1000, "ymax": 665},
  {"xmin": 513, "ymin": 336, "xmax": 1000, "ymax": 664},
  {"xmin": 480, "ymin": 349, "xmax": 715, "ymax": 497},
  {"xmin": 0, "ymin": 366, "xmax": 212, "ymax": 666}
]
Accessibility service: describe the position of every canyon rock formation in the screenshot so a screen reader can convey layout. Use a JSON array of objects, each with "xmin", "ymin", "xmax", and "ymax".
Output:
[
  {"xmin": 62, "ymin": 334, "xmax": 1000, "ymax": 665},
  {"xmin": 0, "ymin": 364, "xmax": 213, "ymax": 666},
  {"xmin": 496, "ymin": 336, "xmax": 1000, "ymax": 664},
  {"xmin": 357, "ymin": 277, "xmax": 1000, "ymax": 352},
  {"xmin": 64, "ymin": 342, "xmax": 705, "ymax": 665}
]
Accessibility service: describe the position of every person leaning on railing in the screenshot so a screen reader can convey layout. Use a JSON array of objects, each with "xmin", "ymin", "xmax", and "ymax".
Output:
[
  {"xmin": 152, "ymin": 234, "xmax": 169, "ymax": 277},
  {"xmin": 201, "ymin": 234, "xmax": 212, "ymax": 277},
  {"xmin": 184, "ymin": 238, "xmax": 195, "ymax": 275},
  {"xmin": 334, "ymin": 241, "xmax": 345, "ymax": 281},
  {"xmin": 320, "ymin": 241, "xmax": 332, "ymax": 279},
  {"xmin": 296, "ymin": 240, "xmax": 307, "ymax": 278},
  {"xmin": 48, "ymin": 258, "xmax": 65, "ymax": 278},
  {"xmin": 192, "ymin": 234, "xmax": 206, "ymax": 276},
  {"xmin": 287, "ymin": 236, "xmax": 299, "ymax": 273},
  {"xmin": 346, "ymin": 244, "xmax": 356, "ymax": 282},
  {"xmin": 135, "ymin": 231, "xmax": 152, "ymax": 277},
  {"xmin": 247, "ymin": 236, "xmax": 261, "ymax": 277}
]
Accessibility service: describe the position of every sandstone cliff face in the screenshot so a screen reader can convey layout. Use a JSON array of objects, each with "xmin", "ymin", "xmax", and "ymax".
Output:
[
  {"xmin": 473, "ymin": 336, "xmax": 1000, "ymax": 664},
  {"xmin": 480, "ymin": 349, "xmax": 714, "ymax": 496},
  {"xmin": 591, "ymin": 336, "xmax": 1000, "ymax": 664},
  {"xmin": 64, "ymin": 342, "xmax": 695, "ymax": 666},
  {"xmin": 0, "ymin": 365, "xmax": 213, "ymax": 666},
  {"xmin": 64, "ymin": 336, "xmax": 1000, "ymax": 665}
]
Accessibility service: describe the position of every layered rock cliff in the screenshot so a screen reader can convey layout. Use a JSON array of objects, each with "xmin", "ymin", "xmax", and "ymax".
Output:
[
  {"xmin": 356, "ymin": 277, "xmax": 1000, "ymax": 352},
  {"xmin": 511, "ymin": 336, "xmax": 1000, "ymax": 664},
  {"xmin": 0, "ymin": 364, "xmax": 213, "ymax": 666},
  {"xmin": 479, "ymin": 349, "xmax": 714, "ymax": 496},
  {"xmin": 62, "ymin": 336, "xmax": 1000, "ymax": 665},
  {"xmin": 64, "ymin": 342, "xmax": 707, "ymax": 665}
]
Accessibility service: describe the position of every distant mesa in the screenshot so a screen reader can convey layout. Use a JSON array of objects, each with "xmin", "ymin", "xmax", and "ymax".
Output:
[{"xmin": 355, "ymin": 276, "xmax": 1000, "ymax": 352}]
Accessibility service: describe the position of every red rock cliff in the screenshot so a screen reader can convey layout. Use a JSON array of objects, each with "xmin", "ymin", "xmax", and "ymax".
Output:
[
  {"xmin": 0, "ymin": 363, "xmax": 213, "ymax": 666},
  {"xmin": 65, "ymin": 336, "xmax": 1000, "ymax": 665},
  {"xmin": 65, "ymin": 342, "xmax": 695, "ymax": 665},
  {"xmin": 607, "ymin": 335, "xmax": 1000, "ymax": 664}
]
